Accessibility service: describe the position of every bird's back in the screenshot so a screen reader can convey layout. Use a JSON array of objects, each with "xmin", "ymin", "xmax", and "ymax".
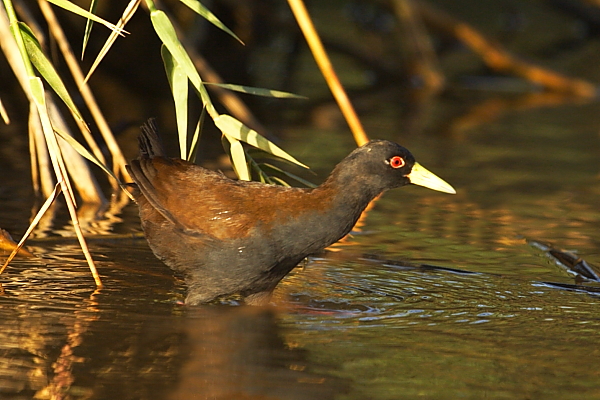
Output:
[{"xmin": 126, "ymin": 122, "xmax": 350, "ymax": 303}]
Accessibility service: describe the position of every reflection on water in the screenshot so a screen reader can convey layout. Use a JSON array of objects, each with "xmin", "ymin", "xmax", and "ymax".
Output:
[
  {"xmin": 169, "ymin": 307, "xmax": 348, "ymax": 400},
  {"xmin": 1, "ymin": 242, "xmax": 600, "ymax": 399},
  {"xmin": 0, "ymin": 242, "xmax": 350, "ymax": 400}
]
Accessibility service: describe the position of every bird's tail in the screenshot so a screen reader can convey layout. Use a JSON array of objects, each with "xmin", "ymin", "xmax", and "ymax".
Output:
[{"xmin": 139, "ymin": 118, "xmax": 167, "ymax": 159}]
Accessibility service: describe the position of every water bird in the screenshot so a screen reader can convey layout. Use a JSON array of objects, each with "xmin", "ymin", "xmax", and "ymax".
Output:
[{"xmin": 127, "ymin": 120, "xmax": 455, "ymax": 305}]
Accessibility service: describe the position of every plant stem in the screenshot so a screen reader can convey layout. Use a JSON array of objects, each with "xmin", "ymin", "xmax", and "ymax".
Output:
[{"xmin": 287, "ymin": 0, "xmax": 369, "ymax": 146}]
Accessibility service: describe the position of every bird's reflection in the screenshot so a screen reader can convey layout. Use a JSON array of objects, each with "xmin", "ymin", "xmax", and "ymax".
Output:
[{"xmin": 167, "ymin": 306, "xmax": 347, "ymax": 400}]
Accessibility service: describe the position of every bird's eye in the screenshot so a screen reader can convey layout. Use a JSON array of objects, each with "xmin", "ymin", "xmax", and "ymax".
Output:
[{"xmin": 389, "ymin": 156, "xmax": 405, "ymax": 169}]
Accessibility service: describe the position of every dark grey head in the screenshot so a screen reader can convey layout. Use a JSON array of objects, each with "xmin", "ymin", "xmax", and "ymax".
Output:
[{"xmin": 326, "ymin": 140, "xmax": 455, "ymax": 196}]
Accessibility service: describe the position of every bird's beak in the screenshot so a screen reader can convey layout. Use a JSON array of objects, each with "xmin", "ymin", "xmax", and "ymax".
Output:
[{"xmin": 407, "ymin": 162, "xmax": 456, "ymax": 194}]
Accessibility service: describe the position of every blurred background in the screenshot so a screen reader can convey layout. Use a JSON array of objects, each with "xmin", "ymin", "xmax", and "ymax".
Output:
[{"xmin": 1, "ymin": 1, "xmax": 600, "ymax": 399}]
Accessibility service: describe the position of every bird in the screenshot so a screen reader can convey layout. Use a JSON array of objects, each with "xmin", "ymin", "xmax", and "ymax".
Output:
[{"xmin": 126, "ymin": 119, "xmax": 455, "ymax": 305}]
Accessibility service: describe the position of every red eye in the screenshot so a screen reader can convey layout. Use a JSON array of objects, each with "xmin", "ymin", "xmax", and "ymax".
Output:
[{"xmin": 389, "ymin": 156, "xmax": 405, "ymax": 169}]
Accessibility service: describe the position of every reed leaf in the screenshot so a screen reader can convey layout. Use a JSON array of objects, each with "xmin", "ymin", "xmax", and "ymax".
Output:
[
  {"xmin": 0, "ymin": 96, "xmax": 9, "ymax": 124},
  {"xmin": 29, "ymin": 76, "xmax": 75, "ymax": 205},
  {"xmin": 162, "ymin": 45, "xmax": 189, "ymax": 159},
  {"xmin": 149, "ymin": 7, "xmax": 216, "ymax": 117},
  {"xmin": 19, "ymin": 22, "xmax": 85, "ymax": 124},
  {"xmin": 224, "ymin": 135, "xmax": 250, "ymax": 180},
  {"xmin": 214, "ymin": 114, "xmax": 307, "ymax": 168},
  {"xmin": 205, "ymin": 82, "xmax": 306, "ymax": 99},
  {"xmin": 46, "ymin": 0, "xmax": 126, "ymax": 35}
]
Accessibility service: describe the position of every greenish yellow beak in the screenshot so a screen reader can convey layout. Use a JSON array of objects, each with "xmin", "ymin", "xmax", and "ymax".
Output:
[{"xmin": 407, "ymin": 162, "xmax": 456, "ymax": 194}]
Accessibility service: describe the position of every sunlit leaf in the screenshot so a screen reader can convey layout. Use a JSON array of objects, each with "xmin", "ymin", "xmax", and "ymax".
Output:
[
  {"xmin": 46, "ymin": 0, "xmax": 126, "ymax": 35},
  {"xmin": 224, "ymin": 135, "xmax": 250, "ymax": 180},
  {"xmin": 29, "ymin": 76, "xmax": 76, "ymax": 206},
  {"xmin": 29, "ymin": 78, "xmax": 101, "ymax": 286},
  {"xmin": 150, "ymin": 8, "xmax": 216, "ymax": 117},
  {"xmin": 162, "ymin": 45, "xmax": 189, "ymax": 159},
  {"xmin": 84, "ymin": 0, "xmax": 139, "ymax": 82},
  {"xmin": 20, "ymin": 23, "xmax": 85, "ymax": 124},
  {"xmin": 0, "ymin": 96, "xmax": 9, "ymax": 124},
  {"xmin": 178, "ymin": 0, "xmax": 243, "ymax": 44},
  {"xmin": 205, "ymin": 82, "xmax": 307, "ymax": 99},
  {"xmin": 214, "ymin": 114, "xmax": 307, "ymax": 168}
]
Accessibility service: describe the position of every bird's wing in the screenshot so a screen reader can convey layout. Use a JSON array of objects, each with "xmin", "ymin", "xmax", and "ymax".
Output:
[
  {"xmin": 128, "ymin": 156, "xmax": 310, "ymax": 240},
  {"xmin": 127, "ymin": 157, "xmax": 192, "ymax": 233}
]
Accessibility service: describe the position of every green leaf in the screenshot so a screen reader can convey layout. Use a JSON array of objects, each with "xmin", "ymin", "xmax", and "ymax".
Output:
[
  {"xmin": 20, "ymin": 23, "xmax": 85, "ymax": 124},
  {"xmin": 224, "ymin": 136, "xmax": 250, "ymax": 181},
  {"xmin": 81, "ymin": 0, "xmax": 99, "ymax": 59},
  {"xmin": 46, "ymin": 0, "xmax": 126, "ymax": 35},
  {"xmin": 214, "ymin": 114, "xmax": 308, "ymax": 168},
  {"xmin": 150, "ymin": 8, "xmax": 216, "ymax": 116},
  {"xmin": 162, "ymin": 45, "xmax": 189, "ymax": 159},
  {"xmin": 29, "ymin": 77, "xmax": 47, "ymax": 114},
  {"xmin": 205, "ymin": 82, "xmax": 307, "ymax": 99},
  {"xmin": 178, "ymin": 0, "xmax": 243, "ymax": 45}
]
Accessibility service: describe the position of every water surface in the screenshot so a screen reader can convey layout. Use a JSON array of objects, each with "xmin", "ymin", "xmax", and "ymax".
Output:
[{"xmin": 2, "ymin": 94, "xmax": 600, "ymax": 399}]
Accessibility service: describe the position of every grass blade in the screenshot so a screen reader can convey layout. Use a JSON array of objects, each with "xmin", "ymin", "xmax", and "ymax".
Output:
[
  {"xmin": 269, "ymin": 176, "xmax": 291, "ymax": 187},
  {"xmin": 0, "ymin": 96, "xmax": 9, "ymax": 124},
  {"xmin": 29, "ymin": 76, "xmax": 102, "ymax": 287},
  {"xmin": 214, "ymin": 114, "xmax": 307, "ymax": 168},
  {"xmin": 150, "ymin": 7, "xmax": 216, "ymax": 117},
  {"xmin": 162, "ymin": 45, "xmax": 189, "ymax": 158},
  {"xmin": 259, "ymin": 163, "xmax": 317, "ymax": 188},
  {"xmin": 205, "ymin": 82, "xmax": 306, "ymax": 99},
  {"xmin": 224, "ymin": 135, "xmax": 250, "ymax": 180},
  {"xmin": 29, "ymin": 76, "xmax": 75, "ymax": 205},
  {"xmin": 46, "ymin": 0, "xmax": 126, "ymax": 35},
  {"xmin": 20, "ymin": 22, "xmax": 84, "ymax": 124}
]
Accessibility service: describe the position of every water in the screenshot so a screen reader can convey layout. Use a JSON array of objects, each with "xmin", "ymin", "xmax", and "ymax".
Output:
[{"xmin": 1, "ymin": 92, "xmax": 599, "ymax": 399}]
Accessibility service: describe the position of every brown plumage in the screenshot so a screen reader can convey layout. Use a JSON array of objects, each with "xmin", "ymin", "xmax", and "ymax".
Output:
[{"xmin": 127, "ymin": 119, "xmax": 455, "ymax": 305}]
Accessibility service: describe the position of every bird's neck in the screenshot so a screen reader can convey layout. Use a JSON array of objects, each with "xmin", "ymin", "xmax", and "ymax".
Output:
[
  {"xmin": 310, "ymin": 173, "xmax": 385, "ymax": 242},
  {"xmin": 263, "ymin": 175, "xmax": 385, "ymax": 261},
  {"xmin": 319, "ymin": 167, "xmax": 383, "ymax": 210}
]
